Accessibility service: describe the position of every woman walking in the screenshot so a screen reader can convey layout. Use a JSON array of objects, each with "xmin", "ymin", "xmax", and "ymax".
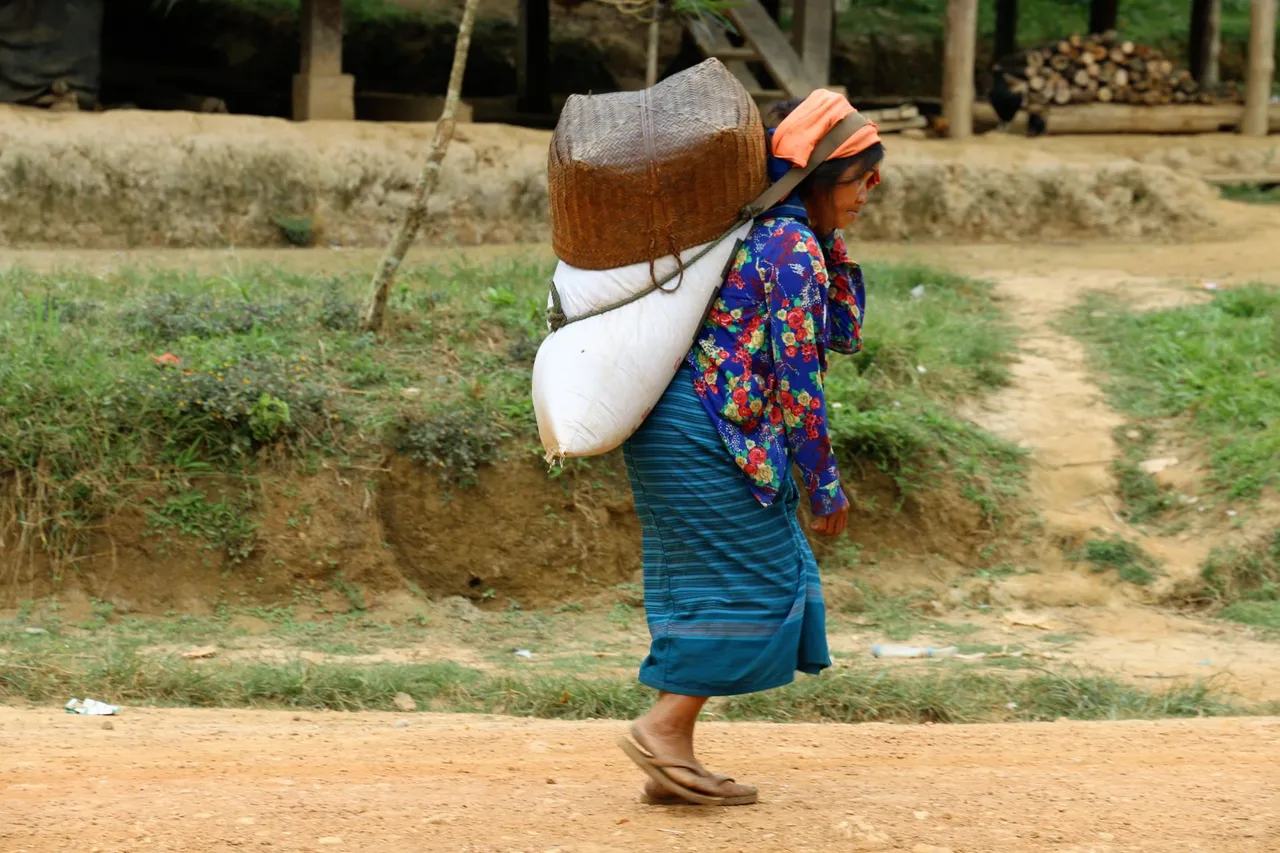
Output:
[{"xmin": 618, "ymin": 90, "xmax": 884, "ymax": 807}]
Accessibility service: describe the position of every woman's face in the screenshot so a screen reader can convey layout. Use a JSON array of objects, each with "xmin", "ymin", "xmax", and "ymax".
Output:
[{"xmin": 810, "ymin": 162, "xmax": 881, "ymax": 234}]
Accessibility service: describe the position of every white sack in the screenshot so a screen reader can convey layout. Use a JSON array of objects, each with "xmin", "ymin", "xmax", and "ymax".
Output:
[{"xmin": 533, "ymin": 222, "xmax": 752, "ymax": 460}]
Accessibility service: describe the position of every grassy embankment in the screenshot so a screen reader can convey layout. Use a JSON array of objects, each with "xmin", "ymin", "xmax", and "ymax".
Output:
[
  {"xmin": 4, "ymin": 257, "xmax": 1256, "ymax": 720},
  {"xmin": 1075, "ymin": 283, "xmax": 1280, "ymax": 633}
]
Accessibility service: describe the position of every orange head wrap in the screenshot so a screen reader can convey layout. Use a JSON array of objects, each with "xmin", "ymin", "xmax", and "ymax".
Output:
[{"xmin": 771, "ymin": 89, "xmax": 882, "ymax": 169}]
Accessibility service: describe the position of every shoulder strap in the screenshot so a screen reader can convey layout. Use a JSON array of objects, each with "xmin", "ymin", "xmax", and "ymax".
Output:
[
  {"xmin": 547, "ymin": 109, "xmax": 870, "ymax": 332},
  {"xmin": 741, "ymin": 110, "xmax": 870, "ymax": 220}
]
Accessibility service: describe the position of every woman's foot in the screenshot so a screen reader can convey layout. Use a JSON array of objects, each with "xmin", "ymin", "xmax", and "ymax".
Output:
[
  {"xmin": 630, "ymin": 716, "xmax": 757, "ymax": 802},
  {"xmin": 641, "ymin": 775, "xmax": 757, "ymax": 805}
]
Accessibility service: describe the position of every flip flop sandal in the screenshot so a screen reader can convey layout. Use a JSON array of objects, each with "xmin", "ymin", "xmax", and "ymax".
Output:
[
  {"xmin": 617, "ymin": 736, "xmax": 759, "ymax": 807},
  {"xmin": 641, "ymin": 774, "xmax": 758, "ymax": 807}
]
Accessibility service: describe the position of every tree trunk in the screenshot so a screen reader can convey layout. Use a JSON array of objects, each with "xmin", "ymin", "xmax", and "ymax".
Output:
[
  {"xmin": 361, "ymin": 0, "xmax": 481, "ymax": 334},
  {"xmin": 645, "ymin": 3, "xmax": 662, "ymax": 88}
]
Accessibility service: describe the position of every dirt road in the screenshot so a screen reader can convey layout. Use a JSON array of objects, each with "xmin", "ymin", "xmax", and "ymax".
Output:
[{"xmin": 2, "ymin": 709, "xmax": 1277, "ymax": 853}]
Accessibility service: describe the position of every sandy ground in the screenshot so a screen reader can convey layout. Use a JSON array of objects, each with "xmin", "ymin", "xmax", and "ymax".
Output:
[{"xmin": 2, "ymin": 708, "xmax": 1278, "ymax": 853}]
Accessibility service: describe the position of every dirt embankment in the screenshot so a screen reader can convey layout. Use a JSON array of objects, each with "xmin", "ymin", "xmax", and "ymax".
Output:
[{"xmin": 5, "ymin": 108, "xmax": 1266, "ymax": 251}]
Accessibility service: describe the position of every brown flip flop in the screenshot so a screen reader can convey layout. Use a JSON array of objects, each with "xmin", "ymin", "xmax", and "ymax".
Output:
[
  {"xmin": 641, "ymin": 773, "xmax": 757, "ymax": 807},
  {"xmin": 617, "ymin": 734, "xmax": 758, "ymax": 807}
]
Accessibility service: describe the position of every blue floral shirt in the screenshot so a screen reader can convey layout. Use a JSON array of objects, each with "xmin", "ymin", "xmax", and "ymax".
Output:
[{"xmin": 686, "ymin": 167, "xmax": 864, "ymax": 517}]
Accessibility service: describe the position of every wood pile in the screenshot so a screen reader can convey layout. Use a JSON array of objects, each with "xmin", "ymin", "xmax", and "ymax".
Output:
[
  {"xmin": 860, "ymin": 104, "xmax": 927, "ymax": 133},
  {"xmin": 999, "ymin": 31, "xmax": 1225, "ymax": 108}
]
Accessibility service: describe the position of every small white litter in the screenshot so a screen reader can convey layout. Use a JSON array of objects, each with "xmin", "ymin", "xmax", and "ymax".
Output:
[
  {"xmin": 514, "ymin": 649, "xmax": 534, "ymax": 660},
  {"xmin": 65, "ymin": 698, "xmax": 120, "ymax": 716}
]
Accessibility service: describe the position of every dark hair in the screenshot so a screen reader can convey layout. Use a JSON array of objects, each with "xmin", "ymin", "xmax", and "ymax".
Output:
[{"xmin": 766, "ymin": 98, "xmax": 885, "ymax": 199}]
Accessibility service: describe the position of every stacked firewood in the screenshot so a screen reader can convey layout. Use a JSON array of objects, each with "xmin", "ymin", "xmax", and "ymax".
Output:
[{"xmin": 1000, "ymin": 31, "xmax": 1220, "ymax": 108}]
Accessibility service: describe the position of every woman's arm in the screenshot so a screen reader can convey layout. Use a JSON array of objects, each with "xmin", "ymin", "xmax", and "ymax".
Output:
[
  {"xmin": 825, "ymin": 231, "xmax": 865, "ymax": 356},
  {"xmin": 766, "ymin": 225, "xmax": 850, "ymax": 519}
]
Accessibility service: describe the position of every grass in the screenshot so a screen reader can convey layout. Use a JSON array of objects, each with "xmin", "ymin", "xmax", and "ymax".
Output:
[
  {"xmin": 838, "ymin": 581, "xmax": 980, "ymax": 641},
  {"xmin": 0, "ymin": 624, "xmax": 1257, "ymax": 723},
  {"xmin": 1197, "ymin": 531, "xmax": 1280, "ymax": 631},
  {"xmin": 1077, "ymin": 535, "xmax": 1160, "ymax": 586},
  {"xmin": 1112, "ymin": 425, "xmax": 1177, "ymax": 525},
  {"xmin": 824, "ymin": 264, "xmax": 1025, "ymax": 521},
  {"xmin": 1074, "ymin": 285, "xmax": 1280, "ymax": 503},
  {"xmin": 1220, "ymin": 184, "xmax": 1280, "ymax": 206},
  {"xmin": 0, "ymin": 258, "xmax": 1022, "ymax": 569}
]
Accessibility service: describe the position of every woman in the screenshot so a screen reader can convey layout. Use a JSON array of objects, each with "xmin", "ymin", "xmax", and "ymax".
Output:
[{"xmin": 617, "ymin": 90, "xmax": 884, "ymax": 807}]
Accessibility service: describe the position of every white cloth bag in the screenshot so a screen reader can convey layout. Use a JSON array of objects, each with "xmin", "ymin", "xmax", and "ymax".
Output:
[{"xmin": 532, "ymin": 222, "xmax": 752, "ymax": 461}]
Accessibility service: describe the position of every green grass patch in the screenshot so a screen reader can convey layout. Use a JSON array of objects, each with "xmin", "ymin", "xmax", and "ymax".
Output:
[
  {"xmin": 1076, "ymin": 535, "xmax": 1160, "ymax": 586},
  {"xmin": 1074, "ymin": 285, "xmax": 1280, "ymax": 502},
  {"xmin": 0, "ymin": 636, "xmax": 1255, "ymax": 723},
  {"xmin": 1220, "ymin": 600, "xmax": 1280, "ymax": 631},
  {"xmin": 839, "ymin": 581, "xmax": 979, "ymax": 641},
  {"xmin": 1199, "ymin": 531, "xmax": 1280, "ymax": 609},
  {"xmin": 0, "ymin": 258, "xmax": 1021, "ymax": 570},
  {"xmin": 826, "ymin": 264, "xmax": 1025, "ymax": 520},
  {"xmin": 1111, "ymin": 425, "xmax": 1178, "ymax": 525},
  {"xmin": 1219, "ymin": 184, "xmax": 1280, "ymax": 206}
]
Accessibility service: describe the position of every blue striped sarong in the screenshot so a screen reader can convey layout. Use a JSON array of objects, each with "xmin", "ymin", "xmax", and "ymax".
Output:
[{"xmin": 622, "ymin": 364, "xmax": 831, "ymax": 697}]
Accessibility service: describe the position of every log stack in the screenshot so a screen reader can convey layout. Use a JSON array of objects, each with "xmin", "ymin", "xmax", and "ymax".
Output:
[{"xmin": 999, "ymin": 31, "xmax": 1230, "ymax": 109}]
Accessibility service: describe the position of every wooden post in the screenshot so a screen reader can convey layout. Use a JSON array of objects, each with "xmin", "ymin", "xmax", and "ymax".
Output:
[
  {"xmin": 293, "ymin": 0, "xmax": 354, "ymax": 121},
  {"xmin": 792, "ymin": 0, "xmax": 834, "ymax": 85},
  {"xmin": 942, "ymin": 0, "xmax": 979, "ymax": 139},
  {"xmin": 1243, "ymin": 0, "xmax": 1278, "ymax": 137},
  {"xmin": 1089, "ymin": 0, "xmax": 1118, "ymax": 34},
  {"xmin": 517, "ymin": 0, "xmax": 551, "ymax": 114},
  {"xmin": 994, "ymin": 0, "xmax": 1018, "ymax": 61},
  {"xmin": 1189, "ymin": 0, "xmax": 1222, "ymax": 88}
]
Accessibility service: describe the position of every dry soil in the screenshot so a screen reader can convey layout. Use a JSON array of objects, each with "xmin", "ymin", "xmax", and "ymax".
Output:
[{"xmin": 2, "ymin": 708, "xmax": 1278, "ymax": 853}]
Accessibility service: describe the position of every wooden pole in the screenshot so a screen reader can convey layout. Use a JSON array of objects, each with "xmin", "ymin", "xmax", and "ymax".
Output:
[
  {"xmin": 1189, "ymin": 0, "xmax": 1222, "ymax": 88},
  {"xmin": 1089, "ymin": 0, "xmax": 1118, "ymax": 34},
  {"xmin": 994, "ymin": 0, "xmax": 1018, "ymax": 61},
  {"xmin": 517, "ymin": 0, "xmax": 551, "ymax": 114},
  {"xmin": 294, "ymin": 0, "xmax": 353, "ymax": 120},
  {"xmin": 300, "ymin": 0, "xmax": 343, "ymax": 77},
  {"xmin": 1243, "ymin": 0, "xmax": 1278, "ymax": 137},
  {"xmin": 942, "ymin": 0, "xmax": 979, "ymax": 139},
  {"xmin": 792, "ymin": 0, "xmax": 834, "ymax": 85},
  {"xmin": 361, "ymin": 0, "xmax": 481, "ymax": 334}
]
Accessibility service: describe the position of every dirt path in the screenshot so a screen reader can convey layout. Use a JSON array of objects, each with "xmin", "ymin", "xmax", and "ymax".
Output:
[
  {"xmin": 963, "ymin": 270, "xmax": 1210, "ymax": 589},
  {"xmin": 2, "ymin": 709, "xmax": 1277, "ymax": 853}
]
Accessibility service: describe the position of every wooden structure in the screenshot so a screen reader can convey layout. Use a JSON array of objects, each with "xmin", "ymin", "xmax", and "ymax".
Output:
[
  {"xmin": 294, "ymin": 0, "xmax": 354, "ymax": 121},
  {"xmin": 292, "ymin": 0, "xmax": 833, "ymax": 123},
  {"xmin": 685, "ymin": 0, "xmax": 835, "ymax": 102},
  {"xmin": 945, "ymin": 0, "xmax": 1277, "ymax": 138}
]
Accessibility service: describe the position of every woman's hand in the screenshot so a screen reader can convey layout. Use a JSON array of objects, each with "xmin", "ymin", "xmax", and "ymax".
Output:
[{"xmin": 811, "ymin": 503, "xmax": 849, "ymax": 537}]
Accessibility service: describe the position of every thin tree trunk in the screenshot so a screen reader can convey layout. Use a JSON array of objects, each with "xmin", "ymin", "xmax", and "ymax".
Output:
[
  {"xmin": 361, "ymin": 0, "xmax": 480, "ymax": 334},
  {"xmin": 645, "ymin": 3, "xmax": 663, "ymax": 88}
]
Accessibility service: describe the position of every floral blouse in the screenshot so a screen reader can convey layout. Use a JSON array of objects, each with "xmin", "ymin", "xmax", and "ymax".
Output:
[{"xmin": 686, "ymin": 193, "xmax": 864, "ymax": 517}]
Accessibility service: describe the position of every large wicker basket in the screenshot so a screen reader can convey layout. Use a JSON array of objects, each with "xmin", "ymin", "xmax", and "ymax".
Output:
[{"xmin": 548, "ymin": 59, "xmax": 768, "ymax": 271}]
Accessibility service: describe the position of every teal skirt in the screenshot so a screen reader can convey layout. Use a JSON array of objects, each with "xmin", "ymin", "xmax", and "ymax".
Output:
[{"xmin": 622, "ymin": 364, "xmax": 830, "ymax": 697}]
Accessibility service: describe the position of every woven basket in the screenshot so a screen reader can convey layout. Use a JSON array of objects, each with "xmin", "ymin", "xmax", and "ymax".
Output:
[{"xmin": 548, "ymin": 59, "xmax": 767, "ymax": 271}]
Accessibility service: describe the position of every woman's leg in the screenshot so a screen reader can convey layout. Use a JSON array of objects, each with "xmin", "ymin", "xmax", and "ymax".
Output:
[{"xmin": 632, "ymin": 691, "xmax": 756, "ymax": 798}]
